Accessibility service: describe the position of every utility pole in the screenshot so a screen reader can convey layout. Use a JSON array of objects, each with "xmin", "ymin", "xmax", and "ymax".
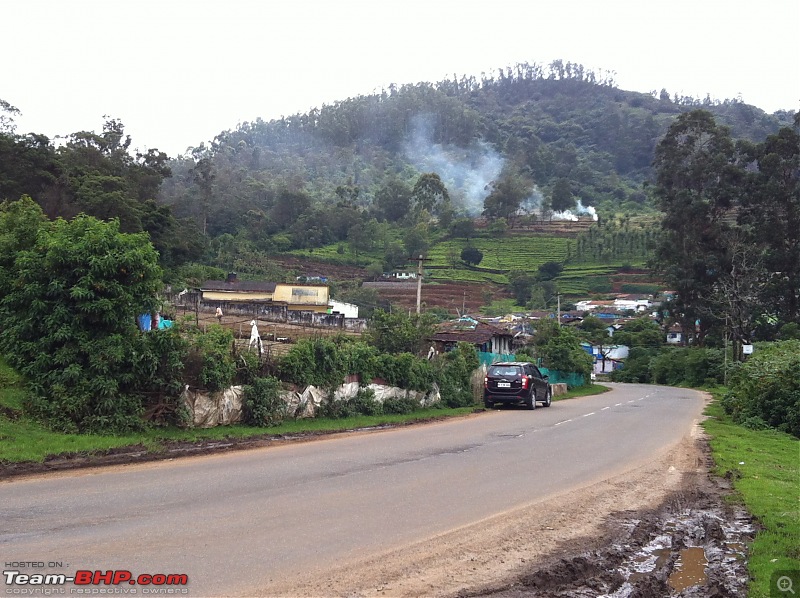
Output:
[
  {"xmin": 557, "ymin": 293, "xmax": 561, "ymax": 326},
  {"xmin": 416, "ymin": 255, "xmax": 423, "ymax": 314},
  {"xmin": 724, "ymin": 316, "xmax": 729, "ymax": 386},
  {"xmin": 413, "ymin": 255, "xmax": 431, "ymax": 314}
]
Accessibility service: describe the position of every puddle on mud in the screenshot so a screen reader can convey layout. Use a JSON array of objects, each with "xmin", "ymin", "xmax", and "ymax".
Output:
[
  {"xmin": 473, "ymin": 493, "xmax": 754, "ymax": 598},
  {"xmin": 669, "ymin": 547, "xmax": 707, "ymax": 591}
]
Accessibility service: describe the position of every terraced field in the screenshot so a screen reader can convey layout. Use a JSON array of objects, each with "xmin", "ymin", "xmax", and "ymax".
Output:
[{"xmin": 427, "ymin": 235, "xmax": 573, "ymax": 283}]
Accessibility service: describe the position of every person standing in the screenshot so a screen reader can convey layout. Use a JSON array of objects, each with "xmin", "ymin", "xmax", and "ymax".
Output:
[{"xmin": 215, "ymin": 306, "xmax": 223, "ymax": 323}]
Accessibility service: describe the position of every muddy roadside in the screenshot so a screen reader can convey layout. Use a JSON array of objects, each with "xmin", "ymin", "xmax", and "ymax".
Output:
[{"xmin": 251, "ymin": 424, "xmax": 754, "ymax": 598}]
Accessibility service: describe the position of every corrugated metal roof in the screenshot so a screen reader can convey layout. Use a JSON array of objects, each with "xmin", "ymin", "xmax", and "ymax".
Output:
[{"xmin": 201, "ymin": 280, "xmax": 277, "ymax": 292}]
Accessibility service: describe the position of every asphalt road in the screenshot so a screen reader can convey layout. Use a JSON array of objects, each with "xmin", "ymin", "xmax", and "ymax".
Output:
[{"xmin": 1, "ymin": 383, "xmax": 705, "ymax": 596}]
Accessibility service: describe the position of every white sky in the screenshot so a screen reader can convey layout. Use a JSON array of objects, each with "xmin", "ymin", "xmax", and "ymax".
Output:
[{"xmin": 4, "ymin": 0, "xmax": 799, "ymax": 157}]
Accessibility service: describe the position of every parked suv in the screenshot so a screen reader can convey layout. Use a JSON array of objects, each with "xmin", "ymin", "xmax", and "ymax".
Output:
[{"xmin": 484, "ymin": 361, "xmax": 551, "ymax": 410}]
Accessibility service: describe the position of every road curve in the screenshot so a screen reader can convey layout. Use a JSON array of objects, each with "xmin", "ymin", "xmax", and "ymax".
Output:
[{"xmin": 1, "ymin": 383, "xmax": 705, "ymax": 596}]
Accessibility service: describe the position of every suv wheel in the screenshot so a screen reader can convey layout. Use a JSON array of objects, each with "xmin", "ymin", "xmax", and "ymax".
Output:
[
  {"xmin": 525, "ymin": 392, "xmax": 536, "ymax": 410},
  {"xmin": 542, "ymin": 387, "xmax": 552, "ymax": 407},
  {"xmin": 484, "ymin": 400, "xmax": 494, "ymax": 409}
]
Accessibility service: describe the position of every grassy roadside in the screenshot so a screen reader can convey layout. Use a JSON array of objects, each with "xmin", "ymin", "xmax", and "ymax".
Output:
[
  {"xmin": 0, "ymin": 357, "xmax": 606, "ymax": 464},
  {"xmin": 702, "ymin": 389, "xmax": 800, "ymax": 598}
]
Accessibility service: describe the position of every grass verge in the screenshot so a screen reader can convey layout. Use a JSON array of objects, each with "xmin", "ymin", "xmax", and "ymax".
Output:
[{"xmin": 702, "ymin": 390, "xmax": 800, "ymax": 598}]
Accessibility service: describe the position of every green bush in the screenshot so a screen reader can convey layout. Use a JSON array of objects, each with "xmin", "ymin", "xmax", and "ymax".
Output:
[
  {"xmin": 242, "ymin": 376, "xmax": 286, "ymax": 426},
  {"xmin": 722, "ymin": 340, "xmax": 800, "ymax": 438},
  {"xmin": 613, "ymin": 346, "xmax": 725, "ymax": 387},
  {"xmin": 433, "ymin": 342, "xmax": 480, "ymax": 408},
  {"xmin": 183, "ymin": 325, "xmax": 236, "ymax": 392},
  {"xmin": 279, "ymin": 337, "xmax": 346, "ymax": 390},
  {"xmin": 318, "ymin": 389, "xmax": 383, "ymax": 419},
  {"xmin": 610, "ymin": 347, "xmax": 657, "ymax": 383},
  {"xmin": 375, "ymin": 352, "xmax": 434, "ymax": 391},
  {"xmin": 382, "ymin": 396, "xmax": 420, "ymax": 414}
]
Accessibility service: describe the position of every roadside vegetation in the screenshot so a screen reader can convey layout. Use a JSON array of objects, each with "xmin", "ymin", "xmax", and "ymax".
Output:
[
  {"xmin": 0, "ymin": 354, "xmax": 603, "ymax": 465},
  {"xmin": 702, "ymin": 395, "xmax": 800, "ymax": 598}
]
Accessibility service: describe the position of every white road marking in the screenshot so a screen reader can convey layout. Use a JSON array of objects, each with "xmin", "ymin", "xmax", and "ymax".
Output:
[
  {"xmin": 601, "ymin": 407, "xmax": 610, "ymax": 411},
  {"xmin": 554, "ymin": 419, "xmax": 573, "ymax": 426},
  {"xmin": 583, "ymin": 412, "xmax": 596, "ymax": 417},
  {"xmin": 615, "ymin": 403, "xmax": 623, "ymax": 407}
]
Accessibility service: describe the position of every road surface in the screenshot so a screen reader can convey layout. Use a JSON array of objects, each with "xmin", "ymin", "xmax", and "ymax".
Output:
[{"xmin": 1, "ymin": 383, "xmax": 706, "ymax": 596}]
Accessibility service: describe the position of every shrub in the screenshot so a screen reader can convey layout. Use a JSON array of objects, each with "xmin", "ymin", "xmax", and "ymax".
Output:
[
  {"xmin": 722, "ymin": 340, "xmax": 800, "ymax": 438},
  {"xmin": 242, "ymin": 376, "xmax": 286, "ymax": 426},
  {"xmin": 183, "ymin": 325, "xmax": 236, "ymax": 392},
  {"xmin": 279, "ymin": 337, "xmax": 345, "ymax": 390},
  {"xmin": 610, "ymin": 347, "xmax": 657, "ymax": 383},
  {"xmin": 433, "ymin": 342, "xmax": 480, "ymax": 408},
  {"xmin": 382, "ymin": 396, "xmax": 419, "ymax": 414}
]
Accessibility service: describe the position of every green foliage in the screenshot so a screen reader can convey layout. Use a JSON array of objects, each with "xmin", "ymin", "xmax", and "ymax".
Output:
[
  {"xmin": 242, "ymin": 376, "xmax": 286, "ymax": 426},
  {"xmin": 722, "ymin": 340, "xmax": 800, "ymax": 437},
  {"xmin": 183, "ymin": 325, "xmax": 236, "ymax": 392},
  {"xmin": 534, "ymin": 324, "xmax": 593, "ymax": 378},
  {"xmin": 279, "ymin": 337, "xmax": 346, "ymax": 390},
  {"xmin": 381, "ymin": 396, "xmax": 419, "ymax": 415},
  {"xmin": 319, "ymin": 388, "xmax": 387, "ymax": 419},
  {"xmin": 612, "ymin": 317, "xmax": 664, "ymax": 348},
  {"xmin": 132, "ymin": 325, "xmax": 189, "ymax": 424},
  {"xmin": 537, "ymin": 261, "xmax": 563, "ymax": 281},
  {"xmin": 610, "ymin": 346, "xmax": 725, "ymax": 387},
  {"xmin": 374, "ymin": 352, "xmax": 434, "ymax": 391},
  {"xmin": 432, "ymin": 342, "xmax": 480, "ymax": 408},
  {"xmin": 363, "ymin": 309, "xmax": 437, "ymax": 355},
  {"xmin": 0, "ymin": 201, "xmax": 163, "ymax": 433},
  {"xmin": 460, "ymin": 245, "xmax": 484, "ymax": 266}
]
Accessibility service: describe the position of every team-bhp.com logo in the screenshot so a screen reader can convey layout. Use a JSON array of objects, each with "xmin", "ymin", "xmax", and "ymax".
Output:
[{"xmin": 4, "ymin": 570, "xmax": 188, "ymax": 594}]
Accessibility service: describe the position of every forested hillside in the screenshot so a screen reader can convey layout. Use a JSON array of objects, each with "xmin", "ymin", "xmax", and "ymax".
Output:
[
  {"xmin": 158, "ymin": 60, "xmax": 793, "ymax": 249},
  {"xmin": 1, "ymin": 61, "xmax": 795, "ymax": 297}
]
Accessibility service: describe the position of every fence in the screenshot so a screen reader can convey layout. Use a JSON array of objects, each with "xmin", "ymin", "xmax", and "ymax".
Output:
[{"xmin": 539, "ymin": 367, "xmax": 585, "ymax": 388}]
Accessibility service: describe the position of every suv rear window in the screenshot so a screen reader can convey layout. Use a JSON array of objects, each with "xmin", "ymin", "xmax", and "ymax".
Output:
[{"xmin": 488, "ymin": 365, "xmax": 521, "ymax": 377}]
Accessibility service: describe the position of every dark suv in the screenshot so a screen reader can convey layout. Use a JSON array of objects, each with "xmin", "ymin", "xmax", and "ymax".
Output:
[{"xmin": 484, "ymin": 361, "xmax": 551, "ymax": 410}]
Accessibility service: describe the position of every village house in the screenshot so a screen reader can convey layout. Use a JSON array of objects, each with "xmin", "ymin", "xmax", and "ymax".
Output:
[
  {"xmin": 429, "ymin": 316, "xmax": 513, "ymax": 356},
  {"xmin": 200, "ymin": 274, "xmax": 330, "ymax": 313}
]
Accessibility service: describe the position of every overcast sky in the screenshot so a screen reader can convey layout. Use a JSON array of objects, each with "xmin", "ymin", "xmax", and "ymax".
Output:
[{"xmin": 4, "ymin": 0, "xmax": 799, "ymax": 157}]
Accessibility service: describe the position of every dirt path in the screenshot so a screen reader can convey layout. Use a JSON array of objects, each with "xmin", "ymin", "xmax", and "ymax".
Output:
[{"xmin": 252, "ymin": 417, "xmax": 751, "ymax": 597}]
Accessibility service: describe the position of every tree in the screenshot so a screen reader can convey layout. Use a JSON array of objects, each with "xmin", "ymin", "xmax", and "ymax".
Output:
[
  {"xmin": 537, "ymin": 261, "xmax": 563, "ymax": 280},
  {"xmin": 738, "ymin": 114, "xmax": 800, "ymax": 328},
  {"xmin": 613, "ymin": 317, "xmax": 664, "ymax": 348},
  {"xmin": 482, "ymin": 165, "xmax": 532, "ymax": 223},
  {"xmin": 0, "ymin": 200, "xmax": 163, "ymax": 432},
  {"xmin": 449, "ymin": 217, "xmax": 475, "ymax": 239},
  {"xmin": 507, "ymin": 269, "xmax": 535, "ymax": 305},
  {"xmin": 533, "ymin": 324, "xmax": 592, "ymax": 379},
  {"xmin": 550, "ymin": 178, "xmax": 574, "ymax": 213},
  {"xmin": 375, "ymin": 178, "xmax": 412, "ymax": 223},
  {"xmin": 412, "ymin": 173, "xmax": 451, "ymax": 219},
  {"xmin": 652, "ymin": 110, "xmax": 742, "ymax": 345},
  {"xmin": 460, "ymin": 245, "xmax": 483, "ymax": 266},
  {"xmin": 363, "ymin": 309, "xmax": 436, "ymax": 355}
]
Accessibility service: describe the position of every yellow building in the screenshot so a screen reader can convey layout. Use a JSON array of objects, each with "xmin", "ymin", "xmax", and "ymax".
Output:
[
  {"xmin": 200, "ymin": 279, "xmax": 276, "ymax": 303},
  {"xmin": 272, "ymin": 283, "xmax": 329, "ymax": 313},
  {"xmin": 200, "ymin": 276, "xmax": 329, "ymax": 313}
]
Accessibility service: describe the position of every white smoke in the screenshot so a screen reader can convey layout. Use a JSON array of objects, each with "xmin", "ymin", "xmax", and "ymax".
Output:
[
  {"xmin": 402, "ymin": 114, "xmax": 503, "ymax": 215},
  {"xmin": 519, "ymin": 186, "xmax": 545, "ymax": 215},
  {"xmin": 551, "ymin": 199, "xmax": 598, "ymax": 221}
]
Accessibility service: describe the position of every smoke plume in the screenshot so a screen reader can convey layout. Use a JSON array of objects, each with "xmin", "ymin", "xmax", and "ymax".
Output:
[{"xmin": 402, "ymin": 114, "xmax": 503, "ymax": 215}]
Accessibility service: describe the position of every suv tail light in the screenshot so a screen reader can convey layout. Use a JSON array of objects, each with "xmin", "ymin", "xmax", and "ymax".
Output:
[
  {"xmin": 484, "ymin": 376, "xmax": 488, "ymax": 389},
  {"xmin": 521, "ymin": 376, "xmax": 529, "ymax": 389}
]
